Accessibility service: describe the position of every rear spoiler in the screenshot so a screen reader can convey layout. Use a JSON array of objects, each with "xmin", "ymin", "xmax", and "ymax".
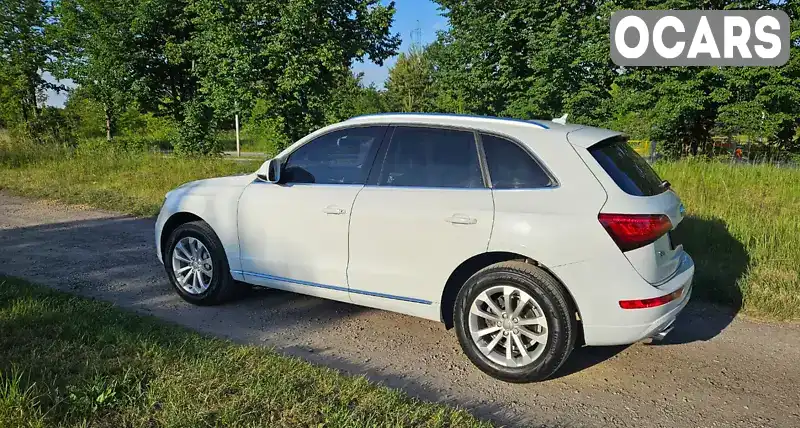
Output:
[{"xmin": 566, "ymin": 127, "xmax": 625, "ymax": 148}]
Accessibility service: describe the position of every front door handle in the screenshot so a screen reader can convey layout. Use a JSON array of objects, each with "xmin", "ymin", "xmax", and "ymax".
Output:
[
  {"xmin": 323, "ymin": 205, "xmax": 346, "ymax": 215},
  {"xmin": 446, "ymin": 214, "xmax": 477, "ymax": 225}
]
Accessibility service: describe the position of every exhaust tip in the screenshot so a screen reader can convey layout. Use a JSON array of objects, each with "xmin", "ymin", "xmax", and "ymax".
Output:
[{"xmin": 650, "ymin": 320, "xmax": 676, "ymax": 342}]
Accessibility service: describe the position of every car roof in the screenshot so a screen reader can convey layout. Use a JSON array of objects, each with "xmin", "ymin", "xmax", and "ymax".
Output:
[{"xmin": 343, "ymin": 113, "xmax": 621, "ymax": 148}]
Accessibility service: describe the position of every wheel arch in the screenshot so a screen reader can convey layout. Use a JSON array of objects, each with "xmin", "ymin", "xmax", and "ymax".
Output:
[
  {"xmin": 440, "ymin": 251, "xmax": 584, "ymax": 344},
  {"xmin": 160, "ymin": 212, "xmax": 205, "ymax": 259}
]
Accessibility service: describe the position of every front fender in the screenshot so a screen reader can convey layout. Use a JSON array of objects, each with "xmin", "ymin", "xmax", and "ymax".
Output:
[{"xmin": 155, "ymin": 175, "xmax": 255, "ymax": 274}]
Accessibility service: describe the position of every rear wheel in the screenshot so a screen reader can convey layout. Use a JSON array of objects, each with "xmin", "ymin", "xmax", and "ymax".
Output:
[
  {"xmin": 454, "ymin": 261, "xmax": 576, "ymax": 382},
  {"xmin": 164, "ymin": 220, "xmax": 241, "ymax": 305}
]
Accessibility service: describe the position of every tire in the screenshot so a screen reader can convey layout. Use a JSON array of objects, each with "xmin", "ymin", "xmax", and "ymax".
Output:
[
  {"xmin": 454, "ymin": 261, "xmax": 576, "ymax": 383},
  {"xmin": 163, "ymin": 220, "xmax": 241, "ymax": 305}
]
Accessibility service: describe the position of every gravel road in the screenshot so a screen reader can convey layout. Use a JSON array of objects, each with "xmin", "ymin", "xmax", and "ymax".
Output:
[{"xmin": 1, "ymin": 191, "xmax": 798, "ymax": 428}]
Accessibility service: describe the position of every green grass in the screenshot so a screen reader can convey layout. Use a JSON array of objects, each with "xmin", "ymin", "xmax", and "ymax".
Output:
[
  {"xmin": 655, "ymin": 160, "xmax": 800, "ymax": 320},
  {"xmin": 0, "ymin": 140, "xmax": 262, "ymax": 217},
  {"xmin": 217, "ymin": 129, "xmax": 280, "ymax": 154},
  {"xmin": 0, "ymin": 277, "xmax": 490, "ymax": 428}
]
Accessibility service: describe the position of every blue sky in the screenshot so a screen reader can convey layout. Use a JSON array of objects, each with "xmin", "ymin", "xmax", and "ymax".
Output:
[
  {"xmin": 45, "ymin": 0, "xmax": 445, "ymax": 107},
  {"xmin": 352, "ymin": 0, "xmax": 445, "ymax": 88}
]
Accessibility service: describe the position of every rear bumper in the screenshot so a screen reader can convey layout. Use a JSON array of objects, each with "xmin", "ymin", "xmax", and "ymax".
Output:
[{"xmin": 580, "ymin": 252, "xmax": 694, "ymax": 346}]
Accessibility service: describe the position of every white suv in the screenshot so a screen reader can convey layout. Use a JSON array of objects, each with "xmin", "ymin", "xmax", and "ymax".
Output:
[{"xmin": 155, "ymin": 113, "xmax": 694, "ymax": 382}]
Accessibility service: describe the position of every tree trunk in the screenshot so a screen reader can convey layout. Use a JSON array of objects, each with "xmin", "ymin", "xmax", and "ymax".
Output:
[{"xmin": 28, "ymin": 78, "xmax": 40, "ymax": 119}]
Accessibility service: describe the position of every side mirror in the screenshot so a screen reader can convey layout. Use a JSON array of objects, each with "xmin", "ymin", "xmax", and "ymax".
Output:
[{"xmin": 256, "ymin": 158, "xmax": 281, "ymax": 183}]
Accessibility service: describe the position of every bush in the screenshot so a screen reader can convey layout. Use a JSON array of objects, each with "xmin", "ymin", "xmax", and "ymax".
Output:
[
  {"xmin": 242, "ymin": 98, "xmax": 291, "ymax": 154},
  {"xmin": 173, "ymin": 100, "xmax": 222, "ymax": 156},
  {"xmin": 117, "ymin": 111, "xmax": 178, "ymax": 149},
  {"xmin": 0, "ymin": 127, "xmax": 68, "ymax": 168}
]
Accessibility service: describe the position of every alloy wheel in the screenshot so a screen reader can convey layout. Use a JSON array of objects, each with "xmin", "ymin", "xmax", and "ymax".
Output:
[
  {"xmin": 468, "ymin": 285, "xmax": 549, "ymax": 367},
  {"xmin": 171, "ymin": 236, "xmax": 213, "ymax": 295}
]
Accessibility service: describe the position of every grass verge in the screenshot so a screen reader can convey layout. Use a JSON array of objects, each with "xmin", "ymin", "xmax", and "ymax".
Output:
[
  {"xmin": 655, "ymin": 160, "xmax": 800, "ymax": 320},
  {"xmin": 0, "ymin": 144, "xmax": 261, "ymax": 217},
  {"xmin": 0, "ymin": 277, "xmax": 489, "ymax": 428}
]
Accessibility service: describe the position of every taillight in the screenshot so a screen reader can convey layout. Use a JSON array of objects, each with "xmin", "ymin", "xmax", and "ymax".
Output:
[
  {"xmin": 598, "ymin": 213, "xmax": 672, "ymax": 252},
  {"xmin": 619, "ymin": 287, "xmax": 683, "ymax": 309}
]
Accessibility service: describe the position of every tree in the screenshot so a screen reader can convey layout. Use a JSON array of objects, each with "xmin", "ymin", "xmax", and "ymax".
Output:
[
  {"xmin": 385, "ymin": 45, "xmax": 434, "ymax": 112},
  {"xmin": 62, "ymin": 86, "xmax": 106, "ymax": 139},
  {"xmin": 429, "ymin": 0, "xmax": 617, "ymax": 123},
  {"xmin": 0, "ymin": 0, "xmax": 59, "ymax": 131},
  {"xmin": 429, "ymin": 0, "xmax": 799, "ymax": 157},
  {"xmin": 52, "ymin": 0, "xmax": 139, "ymax": 140},
  {"xmin": 188, "ymin": 0, "xmax": 401, "ymax": 142},
  {"xmin": 324, "ymin": 72, "xmax": 388, "ymax": 123},
  {"xmin": 609, "ymin": 0, "xmax": 800, "ymax": 157}
]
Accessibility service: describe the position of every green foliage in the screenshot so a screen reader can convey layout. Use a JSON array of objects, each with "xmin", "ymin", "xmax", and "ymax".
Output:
[
  {"xmin": 51, "ymin": 0, "xmax": 139, "ymax": 140},
  {"xmin": 0, "ymin": 0, "xmax": 59, "ymax": 128},
  {"xmin": 0, "ymin": 139, "xmax": 259, "ymax": 216},
  {"xmin": 242, "ymin": 98, "xmax": 290, "ymax": 154},
  {"xmin": 5, "ymin": 0, "xmax": 799, "ymax": 158},
  {"xmin": 324, "ymin": 73, "xmax": 389, "ymax": 122},
  {"xmin": 173, "ymin": 99, "xmax": 220, "ymax": 156},
  {"xmin": 428, "ymin": 0, "xmax": 616, "ymax": 122},
  {"xmin": 188, "ymin": 0, "xmax": 401, "ymax": 142},
  {"xmin": 62, "ymin": 88, "xmax": 106, "ymax": 139},
  {"xmin": 425, "ymin": 0, "xmax": 799, "ymax": 155},
  {"xmin": 385, "ymin": 46, "xmax": 435, "ymax": 112}
]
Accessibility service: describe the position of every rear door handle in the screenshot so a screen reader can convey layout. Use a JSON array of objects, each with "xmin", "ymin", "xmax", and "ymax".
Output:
[
  {"xmin": 446, "ymin": 214, "xmax": 477, "ymax": 225},
  {"xmin": 323, "ymin": 205, "xmax": 346, "ymax": 215}
]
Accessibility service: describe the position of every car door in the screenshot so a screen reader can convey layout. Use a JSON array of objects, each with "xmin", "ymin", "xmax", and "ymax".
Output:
[
  {"xmin": 236, "ymin": 125, "xmax": 387, "ymax": 301},
  {"xmin": 346, "ymin": 126, "xmax": 494, "ymax": 320}
]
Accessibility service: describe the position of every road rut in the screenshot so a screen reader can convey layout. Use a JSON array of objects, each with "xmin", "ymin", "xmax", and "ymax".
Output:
[{"xmin": 1, "ymin": 192, "xmax": 798, "ymax": 427}]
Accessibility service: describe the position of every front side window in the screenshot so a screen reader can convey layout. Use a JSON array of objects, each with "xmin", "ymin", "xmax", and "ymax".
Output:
[
  {"xmin": 377, "ymin": 126, "xmax": 484, "ymax": 188},
  {"xmin": 282, "ymin": 126, "xmax": 386, "ymax": 184},
  {"xmin": 481, "ymin": 134, "xmax": 553, "ymax": 189}
]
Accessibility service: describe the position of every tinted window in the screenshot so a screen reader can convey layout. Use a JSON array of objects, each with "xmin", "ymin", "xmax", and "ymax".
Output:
[
  {"xmin": 482, "ymin": 134, "xmax": 552, "ymax": 189},
  {"xmin": 377, "ymin": 127, "xmax": 484, "ymax": 188},
  {"xmin": 283, "ymin": 126, "xmax": 385, "ymax": 184},
  {"xmin": 589, "ymin": 137, "xmax": 664, "ymax": 196}
]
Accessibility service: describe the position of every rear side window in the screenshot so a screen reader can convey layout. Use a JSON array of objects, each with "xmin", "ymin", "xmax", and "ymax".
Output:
[
  {"xmin": 481, "ymin": 134, "xmax": 552, "ymax": 189},
  {"xmin": 589, "ymin": 137, "xmax": 664, "ymax": 196},
  {"xmin": 376, "ymin": 126, "xmax": 484, "ymax": 188}
]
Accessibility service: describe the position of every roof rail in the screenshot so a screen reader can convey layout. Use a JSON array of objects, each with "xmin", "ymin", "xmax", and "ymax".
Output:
[{"xmin": 348, "ymin": 112, "xmax": 549, "ymax": 130}]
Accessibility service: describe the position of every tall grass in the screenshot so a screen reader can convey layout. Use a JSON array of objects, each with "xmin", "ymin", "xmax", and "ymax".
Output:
[
  {"xmin": 216, "ymin": 129, "xmax": 283, "ymax": 154},
  {"xmin": 0, "ymin": 136, "xmax": 261, "ymax": 217},
  {"xmin": 655, "ymin": 160, "xmax": 800, "ymax": 319}
]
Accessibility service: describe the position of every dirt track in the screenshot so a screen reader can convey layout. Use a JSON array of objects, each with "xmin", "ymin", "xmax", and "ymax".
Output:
[{"xmin": 1, "ymin": 191, "xmax": 799, "ymax": 427}]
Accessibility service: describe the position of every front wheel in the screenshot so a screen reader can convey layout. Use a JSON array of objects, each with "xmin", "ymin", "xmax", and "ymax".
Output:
[
  {"xmin": 454, "ymin": 261, "xmax": 577, "ymax": 382},
  {"xmin": 163, "ymin": 220, "xmax": 241, "ymax": 305}
]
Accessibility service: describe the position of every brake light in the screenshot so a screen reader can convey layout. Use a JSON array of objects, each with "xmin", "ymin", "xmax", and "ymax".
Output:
[
  {"xmin": 598, "ymin": 213, "xmax": 672, "ymax": 252},
  {"xmin": 619, "ymin": 287, "xmax": 683, "ymax": 309}
]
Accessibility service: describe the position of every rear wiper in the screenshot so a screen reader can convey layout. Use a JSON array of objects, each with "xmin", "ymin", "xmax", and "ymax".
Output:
[{"xmin": 661, "ymin": 180, "xmax": 671, "ymax": 190}]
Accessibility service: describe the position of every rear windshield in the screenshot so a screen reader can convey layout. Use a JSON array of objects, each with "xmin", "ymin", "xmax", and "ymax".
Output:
[{"xmin": 588, "ymin": 137, "xmax": 664, "ymax": 196}]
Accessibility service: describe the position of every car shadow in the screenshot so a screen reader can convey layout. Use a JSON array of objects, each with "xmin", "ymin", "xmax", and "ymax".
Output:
[
  {"xmin": 651, "ymin": 215, "xmax": 746, "ymax": 345},
  {"xmin": 553, "ymin": 215, "xmax": 748, "ymax": 376}
]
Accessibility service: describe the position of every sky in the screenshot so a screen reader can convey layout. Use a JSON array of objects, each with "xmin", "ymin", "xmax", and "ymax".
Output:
[
  {"xmin": 44, "ymin": 0, "xmax": 445, "ymax": 107},
  {"xmin": 352, "ymin": 0, "xmax": 446, "ymax": 88}
]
